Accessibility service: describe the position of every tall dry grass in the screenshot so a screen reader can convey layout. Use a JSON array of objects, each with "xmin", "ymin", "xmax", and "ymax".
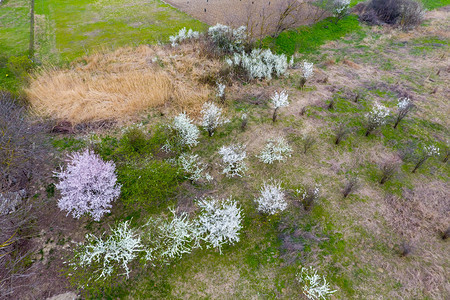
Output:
[{"xmin": 26, "ymin": 44, "xmax": 219, "ymax": 124}]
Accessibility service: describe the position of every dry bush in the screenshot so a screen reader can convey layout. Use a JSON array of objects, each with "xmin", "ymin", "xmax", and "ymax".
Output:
[
  {"xmin": 26, "ymin": 44, "xmax": 219, "ymax": 124},
  {"xmin": 379, "ymin": 161, "xmax": 398, "ymax": 185},
  {"xmin": 342, "ymin": 176, "xmax": 358, "ymax": 198}
]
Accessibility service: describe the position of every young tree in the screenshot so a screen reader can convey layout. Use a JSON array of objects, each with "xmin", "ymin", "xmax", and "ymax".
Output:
[
  {"xmin": 364, "ymin": 103, "xmax": 390, "ymax": 136},
  {"xmin": 73, "ymin": 221, "xmax": 146, "ymax": 280},
  {"xmin": 55, "ymin": 149, "xmax": 121, "ymax": 221},
  {"xmin": 178, "ymin": 153, "xmax": 213, "ymax": 183},
  {"xmin": 255, "ymin": 180, "xmax": 288, "ymax": 215},
  {"xmin": 216, "ymin": 82, "xmax": 226, "ymax": 103},
  {"xmin": 201, "ymin": 102, "xmax": 229, "ymax": 137},
  {"xmin": 163, "ymin": 112, "xmax": 200, "ymax": 152},
  {"xmin": 300, "ymin": 60, "xmax": 314, "ymax": 89},
  {"xmin": 296, "ymin": 266, "xmax": 337, "ymax": 300},
  {"xmin": 270, "ymin": 90, "xmax": 289, "ymax": 122},
  {"xmin": 196, "ymin": 196, "xmax": 243, "ymax": 253},
  {"xmin": 394, "ymin": 97, "xmax": 414, "ymax": 129},
  {"xmin": 169, "ymin": 27, "xmax": 200, "ymax": 47},
  {"xmin": 412, "ymin": 145, "xmax": 440, "ymax": 173},
  {"xmin": 219, "ymin": 144, "xmax": 247, "ymax": 178},
  {"xmin": 257, "ymin": 137, "xmax": 293, "ymax": 164}
]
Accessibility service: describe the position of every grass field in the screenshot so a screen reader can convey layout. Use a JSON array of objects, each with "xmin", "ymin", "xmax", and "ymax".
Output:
[{"xmin": 32, "ymin": 0, "xmax": 206, "ymax": 63}]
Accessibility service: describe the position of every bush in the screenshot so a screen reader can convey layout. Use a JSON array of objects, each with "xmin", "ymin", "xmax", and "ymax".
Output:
[
  {"xmin": 55, "ymin": 149, "xmax": 121, "ymax": 221},
  {"xmin": 368, "ymin": 0, "xmax": 426, "ymax": 29},
  {"xmin": 255, "ymin": 180, "xmax": 288, "ymax": 215},
  {"xmin": 118, "ymin": 159, "xmax": 181, "ymax": 208},
  {"xmin": 6, "ymin": 55, "xmax": 34, "ymax": 83},
  {"xmin": 257, "ymin": 137, "xmax": 293, "ymax": 164},
  {"xmin": 0, "ymin": 92, "xmax": 46, "ymax": 191},
  {"xmin": 218, "ymin": 144, "xmax": 247, "ymax": 178},
  {"xmin": 208, "ymin": 24, "xmax": 247, "ymax": 54},
  {"xmin": 163, "ymin": 113, "xmax": 200, "ymax": 153},
  {"xmin": 296, "ymin": 266, "xmax": 337, "ymax": 299}
]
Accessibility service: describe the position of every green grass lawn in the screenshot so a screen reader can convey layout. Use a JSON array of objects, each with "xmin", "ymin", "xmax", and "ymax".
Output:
[
  {"xmin": 0, "ymin": 0, "xmax": 30, "ymax": 57},
  {"xmin": 33, "ymin": 0, "xmax": 206, "ymax": 63}
]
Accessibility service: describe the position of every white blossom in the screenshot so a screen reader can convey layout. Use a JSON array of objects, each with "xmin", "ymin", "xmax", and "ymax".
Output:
[
  {"xmin": 169, "ymin": 27, "xmax": 200, "ymax": 47},
  {"xmin": 271, "ymin": 90, "xmax": 289, "ymax": 109},
  {"xmin": 196, "ymin": 196, "xmax": 243, "ymax": 253},
  {"xmin": 75, "ymin": 221, "xmax": 145, "ymax": 279},
  {"xmin": 301, "ymin": 60, "xmax": 314, "ymax": 80},
  {"xmin": 178, "ymin": 153, "xmax": 213, "ymax": 182},
  {"xmin": 257, "ymin": 137, "xmax": 293, "ymax": 164},
  {"xmin": 333, "ymin": 0, "xmax": 350, "ymax": 17},
  {"xmin": 297, "ymin": 266, "xmax": 337, "ymax": 300},
  {"xmin": 397, "ymin": 97, "xmax": 412, "ymax": 110},
  {"xmin": 216, "ymin": 83, "xmax": 226, "ymax": 99},
  {"xmin": 163, "ymin": 112, "xmax": 200, "ymax": 151},
  {"xmin": 201, "ymin": 102, "xmax": 229, "ymax": 136},
  {"xmin": 228, "ymin": 48, "xmax": 289, "ymax": 80},
  {"xmin": 424, "ymin": 145, "xmax": 440, "ymax": 157},
  {"xmin": 255, "ymin": 180, "xmax": 287, "ymax": 215},
  {"xmin": 218, "ymin": 144, "xmax": 247, "ymax": 177}
]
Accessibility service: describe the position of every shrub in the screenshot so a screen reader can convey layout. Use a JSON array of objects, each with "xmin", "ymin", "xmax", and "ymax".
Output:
[
  {"xmin": 368, "ymin": 0, "xmax": 425, "ymax": 29},
  {"xmin": 398, "ymin": 241, "xmax": 413, "ymax": 257},
  {"xmin": 208, "ymin": 24, "xmax": 247, "ymax": 54},
  {"xmin": 270, "ymin": 90, "xmax": 290, "ymax": 122},
  {"xmin": 411, "ymin": 144, "xmax": 439, "ymax": 173},
  {"xmin": 0, "ymin": 92, "xmax": 46, "ymax": 191},
  {"xmin": 196, "ymin": 196, "xmax": 243, "ymax": 253},
  {"xmin": 364, "ymin": 103, "xmax": 390, "ymax": 136},
  {"xmin": 201, "ymin": 102, "xmax": 229, "ymax": 137},
  {"xmin": 71, "ymin": 221, "xmax": 147, "ymax": 281},
  {"xmin": 143, "ymin": 208, "xmax": 200, "ymax": 261},
  {"xmin": 6, "ymin": 55, "xmax": 34, "ymax": 82},
  {"xmin": 118, "ymin": 159, "xmax": 180, "ymax": 208},
  {"xmin": 296, "ymin": 266, "xmax": 337, "ymax": 300},
  {"xmin": 240, "ymin": 113, "xmax": 248, "ymax": 131},
  {"xmin": 226, "ymin": 48, "xmax": 291, "ymax": 81},
  {"xmin": 296, "ymin": 184, "xmax": 321, "ymax": 211},
  {"xmin": 177, "ymin": 153, "xmax": 213, "ymax": 183},
  {"xmin": 55, "ymin": 149, "xmax": 121, "ymax": 221},
  {"xmin": 169, "ymin": 27, "xmax": 200, "ymax": 47},
  {"xmin": 257, "ymin": 137, "xmax": 293, "ymax": 164},
  {"xmin": 394, "ymin": 97, "xmax": 414, "ymax": 129},
  {"xmin": 255, "ymin": 180, "xmax": 288, "ymax": 215},
  {"xmin": 334, "ymin": 122, "xmax": 350, "ymax": 145},
  {"xmin": 302, "ymin": 135, "xmax": 316, "ymax": 154},
  {"xmin": 379, "ymin": 161, "xmax": 398, "ymax": 185},
  {"xmin": 216, "ymin": 82, "xmax": 226, "ymax": 103},
  {"xmin": 218, "ymin": 144, "xmax": 247, "ymax": 178},
  {"xmin": 342, "ymin": 176, "xmax": 358, "ymax": 198},
  {"xmin": 163, "ymin": 112, "xmax": 200, "ymax": 152}
]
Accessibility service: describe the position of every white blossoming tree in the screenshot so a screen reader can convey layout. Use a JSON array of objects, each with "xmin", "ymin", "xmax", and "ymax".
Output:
[
  {"xmin": 300, "ymin": 60, "xmax": 314, "ymax": 88},
  {"xmin": 72, "ymin": 221, "xmax": 147, "ymax": 281},
  {"xmin": 333, "ymin": 0, "xmax": 350, "ymax": 23},
  {"xmin": 257, "ymin": 137, "xmax": 293, "ymax": 164},
  {"xmin": 227, "ymin": 48, "xmax": 290, "ymax": 81},
  {"xmin": 178, "ymin": 153, "xmax": 213, "ymax": 183},
  {"xmin": 201, "ymin": 102, "xmax": 229, "ymax": 137},
  {"xmin": 394, "ymin": 97, "xmax": 414, "ymax": 129},
  {"xmin": 196, "ymin": 196, "xmax": 243, "ymax": 253},
  {"xmin": 163, "ymin": 112, "xmax": 200, "ymax": 152},
  {"xmin": 143, "ymin": 208, "xmax": 201, "ymax": 261},
  {"xmin": 365, "ymin": 103, "xmax": 390, "ymax": 136},
  {"xmin": 218, "ymin": 144, "xmax": 247, "ymax": 177},
  {"xmin": 270, "ymin": 90, "xmax": 289, "ymax": 122},
  {"xmin": 169, "ymin": 27, "xmax": 200, "ymax": 47},
  {"xmin": 297, "ymin": 266, "xmax": 337, "ymax": 300},
  {"xmin": 55, "ymin": 149, "xmax": 121, "ymax": 221},
  {"xmin": 255, "ymin": 180, "xmax": 287, "ymax": 215},
  {"xmin": 208, "ymin": 24, "xmax": 247, "ymax": 53},
  {"xmin": 216, "ymin": 82, "xmax": 226, "ymax": 103}
]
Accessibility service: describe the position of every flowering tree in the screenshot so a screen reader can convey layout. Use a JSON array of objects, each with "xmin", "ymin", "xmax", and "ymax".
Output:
[
  {"xmin": 73, "ymin": 221, "xmax": 146, "ymax": 280},
  {"xmin": 55, "ymin": 149, "xmax": 121, "ymax": 221},
  {"xmin": 169, "ymin": 27, "xmax": 200, "ymax": 47},
  {"xmin": 178, "ymin": 153, "xmax": 213, "ymax": 183},
  {"xmin": 412, "ymin": 144, "xmax": 440, "ymax": 173},
  {"xmin": 196, "ymin": 196, "xmax": 243, "ymax": 253},
  {"xmin": 216, "ymin": 82, "xmax": 226, "ymax": 103},
  {"xmin": 300, "ymin": 60, "xmax": 314, "ymax": 88},
  {"xmin": 208, "ymin": 24, "xmax": 247, "ymax": 53},
  {"xmin": 270, "ymin": 90, "xmax": 289, "ymax": 122},
  {"xmin": 333, "ymin": 0, "xmax": 350, "ymax": 23},
  {"xmin": 226, "ymin": 48, "xmax": 291, "ymax": 81},
  {"xmin": 255, "ymin": 180, "xmax": 287, "ymax": 215},
  {"xmin": 257, "ymin": 137, "xmax": 293, "ymax": 164},
  {"xmin": 365, "ymin": 103, "xmax": 390, "ymax": 136},
  {"xmin": 296, "ymin": 184, "xmax": 321, "ymax": 211},
  {"xmin": 144, "ymin": 208, "xmax": 201, "ymax": 261},
  {"xmin": 163, "ymin": 112, "xmax": 200, "ymax": 152},
  {"xmin": 201, "ymin": 102, "xmax": 229, "ymax": 137},
  {"xmin": 296, "ymin": 266, "xmax": 337, "ymax": 300},
  {"xmin": 394, "ymin": 97, "xmax": 414, "ymax": 129},
  {"xmin": 218, "ymin": 144, "xmax": 247, "ymax": 177}
]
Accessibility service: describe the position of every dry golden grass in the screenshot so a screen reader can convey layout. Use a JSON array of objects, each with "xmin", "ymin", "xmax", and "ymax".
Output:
[{"xmin": 26, "ymin": 44, "xmax": 221, "ymax": 124}]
